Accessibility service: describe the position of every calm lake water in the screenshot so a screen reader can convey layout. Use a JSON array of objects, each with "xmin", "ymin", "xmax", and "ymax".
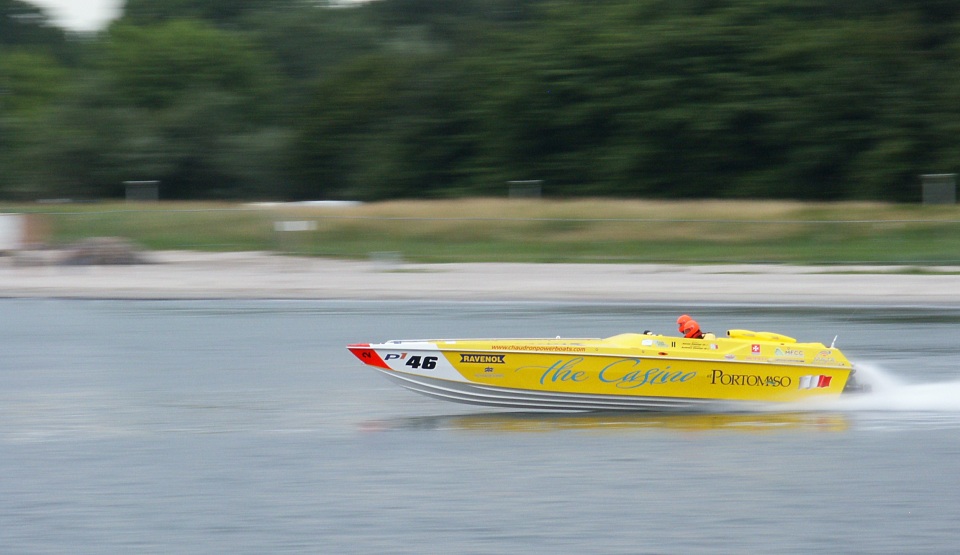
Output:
[{"xmin": 2, "ymin": 299, "xmax": 960, "ymax": 554}]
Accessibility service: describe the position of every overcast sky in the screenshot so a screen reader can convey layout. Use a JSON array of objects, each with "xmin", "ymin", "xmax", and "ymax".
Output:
[{"xmin": 26, "ymin": 0, "xmax": 122, "ymax": 32}]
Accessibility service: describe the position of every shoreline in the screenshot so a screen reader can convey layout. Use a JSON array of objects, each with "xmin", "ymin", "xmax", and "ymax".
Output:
[{"xmin": 2, "ymin": 251, "xmax": 960, "ymax": 306}]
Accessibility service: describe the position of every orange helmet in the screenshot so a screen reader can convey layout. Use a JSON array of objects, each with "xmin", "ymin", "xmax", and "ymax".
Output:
[
  {"xmin": 677, "ymin": 314, "xmax": 691, "ymax": 332},
  {"xmin": 682, "ymin": 320, "xmax": 702, "ymax": 338}
]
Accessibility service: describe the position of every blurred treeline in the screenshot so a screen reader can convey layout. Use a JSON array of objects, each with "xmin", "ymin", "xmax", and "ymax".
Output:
[{"xmin": 2, "ymin": 0, "xmax": 959, "ymax": 201}]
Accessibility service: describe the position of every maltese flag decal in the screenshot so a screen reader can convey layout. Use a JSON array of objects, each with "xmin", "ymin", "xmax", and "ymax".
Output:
[{"xmin": 799, "ymin": 374, "xmax": 833, "ymax": 389}]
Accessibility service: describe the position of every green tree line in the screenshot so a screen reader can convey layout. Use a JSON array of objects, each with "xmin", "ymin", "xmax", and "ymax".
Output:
[{"xmin": 2, "ymin": 0, "xmax": 958, "ymax": 201}]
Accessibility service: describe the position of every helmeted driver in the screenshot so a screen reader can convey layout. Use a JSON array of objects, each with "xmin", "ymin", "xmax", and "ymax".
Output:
[{"xmin": 677, "ymin": 314, "xmax": 704, "ymax": 339}]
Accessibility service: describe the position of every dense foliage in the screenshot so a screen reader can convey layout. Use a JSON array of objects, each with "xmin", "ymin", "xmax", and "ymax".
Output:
[{"xmin": 2, "ymin": 0, "xmax": 958, "ymax": 201}]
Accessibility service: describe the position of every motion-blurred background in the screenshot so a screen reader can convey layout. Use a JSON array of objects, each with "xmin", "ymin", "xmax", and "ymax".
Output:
[{"xmin": 3, "ymin": 0, "xmax": 959, "ymax": 202}]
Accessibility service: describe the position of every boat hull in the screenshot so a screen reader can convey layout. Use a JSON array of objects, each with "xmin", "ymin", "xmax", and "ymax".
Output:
[
  {"xmin": 348, "ymin": 332, "xmax": 856, "ymax": 411},
  {"xmin": 375, "ymin": 367, "xmax": 722, "ymax": 411}
]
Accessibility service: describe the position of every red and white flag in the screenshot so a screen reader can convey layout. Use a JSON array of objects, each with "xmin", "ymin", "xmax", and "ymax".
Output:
[{"xmin": 799, "ymin": 374, "xmax": 832, "ymax": 389}]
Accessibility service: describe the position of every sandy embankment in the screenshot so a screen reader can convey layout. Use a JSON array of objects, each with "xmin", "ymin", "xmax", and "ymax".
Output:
[{"xmin": 1, "ymin": 250, "xmax": 958, "ymax": 306}]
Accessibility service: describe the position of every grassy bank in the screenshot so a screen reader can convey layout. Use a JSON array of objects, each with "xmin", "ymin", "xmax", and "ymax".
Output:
[{"xmin": 6, "ymin": 199, "xmax": 960, "ymax": 264}]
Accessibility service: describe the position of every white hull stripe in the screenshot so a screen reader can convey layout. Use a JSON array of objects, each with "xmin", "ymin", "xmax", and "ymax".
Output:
[{"xmin": 377, "ymin": 369, "xmax": 727, "ymax": 412}]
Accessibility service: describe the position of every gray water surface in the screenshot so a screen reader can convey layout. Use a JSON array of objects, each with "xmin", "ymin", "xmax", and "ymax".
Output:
[{"xmin": 2, "ymin": 300, "xmax": 960, "ymax": 554}]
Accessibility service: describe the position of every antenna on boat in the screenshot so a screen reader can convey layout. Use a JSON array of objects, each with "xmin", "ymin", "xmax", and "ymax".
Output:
[{"xmin": 830, "ymin": 335, "xmax": 838, "ymax": 348}]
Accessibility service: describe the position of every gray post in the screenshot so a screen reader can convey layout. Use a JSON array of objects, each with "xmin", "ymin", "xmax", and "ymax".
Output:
[
  {"xmin": 507, "ymin": 180, "xmax": 543, "ymax": 198},
  {"xmin": 921, "ymin": 174, "xmax": 956, "ymax": 205},
  {"xmin": 124, "ymin": 180, "xmax": 160, "ymax": 201}
]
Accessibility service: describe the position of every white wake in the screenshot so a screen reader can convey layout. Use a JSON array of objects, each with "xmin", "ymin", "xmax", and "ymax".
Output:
[{"xmin": 821, "ymin": 361, "xmax": 960, "ymax": 413}]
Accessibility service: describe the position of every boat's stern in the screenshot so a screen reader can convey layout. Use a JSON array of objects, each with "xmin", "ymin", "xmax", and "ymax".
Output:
[{"xmin": 841, "ymin": 365, "xmax": 870, "ymax": 393}]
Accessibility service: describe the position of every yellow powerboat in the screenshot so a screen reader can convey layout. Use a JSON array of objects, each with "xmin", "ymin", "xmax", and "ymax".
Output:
[{"xmin": 347, "ymin": 323, "xmax": 864, "ymax": 411}]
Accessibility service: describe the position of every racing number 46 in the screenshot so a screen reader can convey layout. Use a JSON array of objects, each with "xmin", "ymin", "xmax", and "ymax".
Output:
[{"xmin": 406, "ymin": 356, "xmax": 438, "ymax": 370}]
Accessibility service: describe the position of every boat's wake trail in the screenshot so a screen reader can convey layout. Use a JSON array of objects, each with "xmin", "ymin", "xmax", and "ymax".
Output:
[{"xmin": 825, "ymin": 362, "xmax": 960, "ymax": 413}]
